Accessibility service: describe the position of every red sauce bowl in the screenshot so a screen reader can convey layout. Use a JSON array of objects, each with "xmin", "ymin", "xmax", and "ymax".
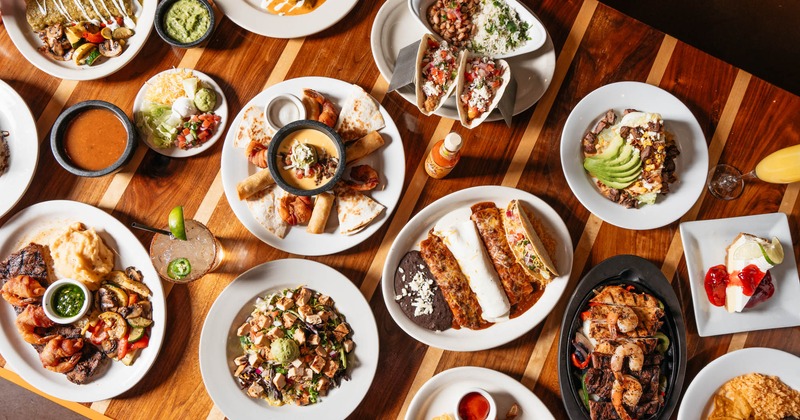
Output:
[{"xmin": 455, "ymin": 388, "xmax": 496, "ymax": 420}]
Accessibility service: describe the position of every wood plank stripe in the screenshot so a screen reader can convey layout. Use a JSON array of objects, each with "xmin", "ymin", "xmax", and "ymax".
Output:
[
  {"xmin": 645, "ymin": 35, "xmax": 677, "ymax": 85},
  {"xmin": 36, "ymin": 80, "xmax": 78, "ymax": 145},
  {"xmin": 397, "ymin": 0, "xmax": 600, "ymax": 408},
  {"xmin": 501, "ymin": 0, "xmax": 598, "ymax": 188},
  {"xmin": 659, "ymin": 70, "xmax": 752, "ymax": 283},
  {"xmin": 725, "ymin": 182, "xmax": 800, "ymax": 353},
  {"xmin": 0, "ymin": 367, "xmax": 112, "ymax": 420}
]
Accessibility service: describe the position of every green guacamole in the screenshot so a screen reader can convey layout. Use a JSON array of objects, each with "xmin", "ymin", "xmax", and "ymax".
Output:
[
  {"xmin": 165, "ymin": 0, "xmax": 211, "ymax": 44},
  {"xmin": 53, "ymin": 284, "xmax": 85, "ymax": 318}
]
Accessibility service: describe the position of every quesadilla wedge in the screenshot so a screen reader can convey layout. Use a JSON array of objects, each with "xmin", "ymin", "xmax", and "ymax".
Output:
[
  {"xmin": 335, "ymin": 186, "xmax": 385, "ymax": 235},
  {"xmin": 415, "ymin": 33, "xmax": 460, "ymax": 116},
  {"xmin": 335, "ymin": 84, "xmax": 385, "ymax": 142},
  {"xmin": 234, "ymin": 105, "xmax": 274, "ymax": 148},
  {"xmin": 501, "ymin": 199, "xmax": 558, "ymax": 286},
  {"xmin": 245, "ymin": 185, "xmax": 288, "ymax": 239},
  {"xmin": 455, "ymin": 52, "xmax": 511, "ymax": 129}
]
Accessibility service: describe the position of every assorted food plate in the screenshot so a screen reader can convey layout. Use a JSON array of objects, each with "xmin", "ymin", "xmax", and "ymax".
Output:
[
  {"xmin": 371, "ymin": 0, "xmax": 556, "ymax": 122},
  {"xmin": 199, "ymin": 259, "xmax": 379, "ymax": 420},
  {"xmin": 679, "ymin": 212, "xmax": 800, "ymax": 337},
  {"xmin": 382, "ymin": 186, "xmax": 573, "ymax": 352},
  {"xmin": 221, "ymin": 76, "xmax": 405, "ymax": 256},
  {"xmin": 405, "ymin": 366, "xmax": 554, "ymax": 419},
  {"xmin": 560, "ymin": 81, "xmax": 708, "ymax": 230},
  {"xmin": 678, "ymin": 348, "xmax": 800, "ymax": 419},
  {"xmin": 0, "ymin": 200, "xmax": 165, "ymax": 402},
  {"xmin": 558, "ymin": 255, "xmax": 686, "ymax": 420},
  {"xmin": 133, "ymin": 68, "xmax": 228, "ymax": 157},
  {"xmin": 0, "ymin": 0, "xmax": 155, "ymax": 80},
  {"xmin": 214, "ymin": 0, "xmax": 358, "ymax": 38},
  {"xmin": 0, "ymin": 80, "xmax": 38, "ymax": 219}
]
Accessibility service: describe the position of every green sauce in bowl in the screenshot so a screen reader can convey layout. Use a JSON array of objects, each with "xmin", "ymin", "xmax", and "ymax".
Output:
[
  {"xmin": 165, "ymin": 0, "xmax": 211, "ymax": 44},
  {"xmin": 52, "ymin": 284, "xmax": 86, "ymax": 318}
]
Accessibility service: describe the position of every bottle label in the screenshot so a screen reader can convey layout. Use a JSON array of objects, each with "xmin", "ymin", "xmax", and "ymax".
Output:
[{"xmin": 425, "ymin": 152, "xmax": 451, "ymax": 178}]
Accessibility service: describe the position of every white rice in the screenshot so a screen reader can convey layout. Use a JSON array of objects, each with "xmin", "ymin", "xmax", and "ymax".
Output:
[{"xmin": 471, "ymin": 0, "xmax": 530, "ymax": 56}]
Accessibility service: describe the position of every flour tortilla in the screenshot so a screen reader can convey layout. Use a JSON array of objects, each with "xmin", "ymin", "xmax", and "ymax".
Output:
[
  {"xmin": 335, "ymin": 187, "xmax": 385, "ymax": 235},
  {"xmin": 455, "ymin": 52, "xmax": 512, "ymax": 129},
  {"xmin": 415, "ymin": 33, "xmax": 458, "ymax": 116},
  {"xmin": 335, "ymin": 84, "xmax": 385, "ymax": 142},
  {"xmin": 234, "ymin": 105, "xmax": 274, "ymax": 148},
  {"xmin": 245, "ymin": 185, "xmax": 288, "ymax": 238},
  {"xmin": 508, "ymin": 199, "xmax": 558, "ymax": 277}
]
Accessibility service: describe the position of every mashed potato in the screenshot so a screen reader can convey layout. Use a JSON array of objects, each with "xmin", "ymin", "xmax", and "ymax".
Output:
[{"xmin": 51, "ymin": 223, "xmax": 115, "ymax": 290}]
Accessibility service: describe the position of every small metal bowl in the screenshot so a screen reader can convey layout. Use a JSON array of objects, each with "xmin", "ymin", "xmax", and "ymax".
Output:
[
  {"xmin": 155, "ymin": 0, "xmax": 215, "ymax": 49},
  {"xmin": 51, "ymin": 100, "xmax": 137, "ymax": 178},
  {"xmin": 42, "ymin": 278, "xmax": 92, "ymax": 325},
  {"xmin": 454, "ymin": 387, "xmax": 497, "ymax": 420},
  {"xmin": 264, "ymin": 93, "xmax": 307, "ymax": 132},
  {"xmin": 267, "ymin": 120, "xmax": 346, "ymax": 197}
]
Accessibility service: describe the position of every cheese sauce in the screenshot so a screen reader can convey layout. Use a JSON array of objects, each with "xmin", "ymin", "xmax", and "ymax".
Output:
[{"xmin": 276, "ymin": 128, "xmax": 339, "ymax": 191}]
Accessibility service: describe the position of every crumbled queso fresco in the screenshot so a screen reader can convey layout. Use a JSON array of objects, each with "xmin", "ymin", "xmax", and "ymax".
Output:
[
  {"xmin": 471, "ymin": 0, "xmax": 530, "ymax": 56},
  {"xmin": 423, "ymin": 80, "xmax": 442, "ymax": 99},
  {"xmin": 395, "ymin": 265, "xmax": 437, "ymax": 317},
  {"xmin": 467, "ymin": 83, "xmax": 491, "ymax": 112}
]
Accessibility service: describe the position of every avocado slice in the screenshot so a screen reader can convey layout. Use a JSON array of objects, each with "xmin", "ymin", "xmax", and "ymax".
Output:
[
  {"xmin": 586, "ymin": 130, "xmax": 624, "ymax": 161},
  {"xmin": 604, "ymin": 144, "xmax": 636, "ymax": 166},
  {"xmin": 585, "ymin": 151, "xmax": 641, "ymax": 175},
  {"xmin": 598, "ymin": 178, "xmax": 637, "ymax": 189}
]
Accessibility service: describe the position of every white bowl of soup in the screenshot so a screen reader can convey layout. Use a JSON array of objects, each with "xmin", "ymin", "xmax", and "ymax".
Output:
[
  {"xmin": 267, "ymin": 120, "xmax": 345, "ymax": 196},
  {"xmin": 51, "ymin": 100, "xmax": 137, "ymax": 177}
]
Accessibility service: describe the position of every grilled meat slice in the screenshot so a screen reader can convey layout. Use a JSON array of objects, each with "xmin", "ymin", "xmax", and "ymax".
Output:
[
  {"xmin": 584, "ymin": 365, "xmax": 661, "ymax": 402},
  {"xmin": 66, "ymin": 345, "xmax": 107, "ymax": 384},
  {"xmin": 590, "ymin": 285, "xmax": 660, "ymax": 308},
  {"xmin": 590, "ymin": 352, "xmax": 663, "ymax": 369},
  {"xmin": 0, "ymin": 243, "xmax": 49, "ymax": 286},
  {"xmin": 589, "ymin": 400, "xmax": 661, "ymax": 419}
]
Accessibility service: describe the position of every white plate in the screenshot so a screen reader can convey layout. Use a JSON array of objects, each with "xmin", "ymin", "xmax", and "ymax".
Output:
[
  {"xmin": 678, "ymin": 347, "xmax": 800, "ymax": 419},
  {"xmin": 199, "ymin": 259, "xmax": 379, "ymax": 420},
  {"xmin": 215, "ymin": 0, "xmax": 357, "ymax": 38},
  {"xmin": 0, "ymin": 80, "xmax": 38, "ymax": 219},
  {"xmin": 382, "ymin": 186, "xmax": 573, "ymax": 352},
  {"xmin": 132, "ymin": 69, "xmax": 229, "ymax": 158},
  {"xmin": 560, "ymin": 81, "xmax": 708, "ymax": 230},
  {"xmin": 370, "ymin": 0, "xmax": 555, "ymax": 122},
  {"xmin": 408, "ymin": 0, "xmax": 547, "ymax": 58},
  {"xmin": 0, "ymin": 0, "xmax": 155, "ymax": 81},
  {"xmin": 220, "ymin": 76, "xmax": 405, "ymax": 256},
  {"xmin": 405, "ymin": 366, "xmax": 554, "ymax": 420},
  {"xmin": 679, "ymin": 212, "xmax": 800, "ymax": 337},
  {"xmin": 0, "ymin": 200, "xmax": 166, "ymax": 402}
]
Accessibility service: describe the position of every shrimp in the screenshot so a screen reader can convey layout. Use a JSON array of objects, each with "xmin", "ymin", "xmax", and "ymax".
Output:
[
  {"xmin": 39, "ymin": 336, "xmax": 84, "ymax": 373},
  {"xmin": 1, "ymin": 275, "xmax": 46, "ymax": 307},
  {"xmin": 606, "ymin": 306, "xmax": 638, "ymax": 339},
  {"xmin": 16, "ymin": 305, "xmax": 55, "ymax": 345},
  {"xmin": 246, "ymin": 141, "xmax": 269, "ymax": 168},
  {"xmin": 302, "ymin": 89, "xmax": 338, "ymax": 128},
  {"xmin": 610, "ymin": 342, "xmax": 644, "ymax": 372},
  {"xmin": 344, "ymin": 165, "xmax": 379, "ymax": 191},
  {"xmin": 278, "ymin": 194, "xmax": 314, "ymax": 225},
  {"xmin": 611, "ymin": 373, "xmax": 642, "ymax": 420}
]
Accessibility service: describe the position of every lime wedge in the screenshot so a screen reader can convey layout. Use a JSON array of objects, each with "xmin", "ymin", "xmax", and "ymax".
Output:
[
  {"xmin": 168, "ymin": 206, "xmax": 187, "ymax": 241},
  {"xmin": 760, "ymin": 236, "xmax": 784, "ymax": 265},
  {"xmin": 732, "ymin": 240, "xmax": 762, "ymax": 260}
]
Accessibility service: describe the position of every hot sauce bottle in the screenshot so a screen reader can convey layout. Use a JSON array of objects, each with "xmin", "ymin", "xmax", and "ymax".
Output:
[{"xmin": 425, "ymin": 132, "xmax": 463, "ymax": 179}]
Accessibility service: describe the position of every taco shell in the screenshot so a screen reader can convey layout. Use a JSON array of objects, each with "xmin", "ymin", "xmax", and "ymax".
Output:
[
  {"xmin": 502, "ymin": 199, "xmax": 558, "ymax": 285},
  {"xmin": 415, "ymin": 33, "xmax": 459, "ymax": 116},
  {"xmin": 455, "ymin": 52, "xmax": 511, "ymax": 129}
]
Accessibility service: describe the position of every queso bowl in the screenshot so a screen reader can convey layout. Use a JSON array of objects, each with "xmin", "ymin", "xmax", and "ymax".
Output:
[
  {"xmin": 51, "ymin": 100, "xmax": 137, "ymax": 178},
  {"xmin": 267, "ymin": 120, "xmax": 346, "ymax": 197}
]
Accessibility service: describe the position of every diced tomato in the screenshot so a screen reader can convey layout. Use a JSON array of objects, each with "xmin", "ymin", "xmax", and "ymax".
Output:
[
  {"xmin": 427, "ymin": 38, "xmax": 438, "ymax": 49},
  {"xmin": 202, "ymin": 119, "xmax": 211, "ymax": 128},
  {"xmin": 198, "ymin": 131, "xmax": 209, "ymax": 141},
  {"xmin": 182, "ymin": 128, "xmax": 191, "ymax": 135}
]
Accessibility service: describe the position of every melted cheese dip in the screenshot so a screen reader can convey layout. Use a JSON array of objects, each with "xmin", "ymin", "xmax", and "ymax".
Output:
[
  {"xmin": 51, "ymin": 223, "xmax": 115, "ymax": 290},
  {"xmin": 276, "ymin": 128, "xmax": 339, "ymax": 191},
  {"xmin": 262, "ymin": 0, "xmax": 326, "ymax": 16}
]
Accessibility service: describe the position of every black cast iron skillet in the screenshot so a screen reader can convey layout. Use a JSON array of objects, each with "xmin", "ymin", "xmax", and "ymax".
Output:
[{"xmin": 557, "ymin": 255, "xmax": 687, "ymax": 419}]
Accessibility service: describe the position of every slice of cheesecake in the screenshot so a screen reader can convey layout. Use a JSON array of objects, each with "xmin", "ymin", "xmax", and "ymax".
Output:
[{"xmin": 724, "ymin": 233, "xmax": 782, "ymax": 312}]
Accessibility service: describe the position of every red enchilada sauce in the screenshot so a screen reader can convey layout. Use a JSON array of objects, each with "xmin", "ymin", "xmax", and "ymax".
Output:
[
  {"xmin": 458, "ymin": 392, "xmax": 490, "ymax": 420},
  {"xmin": 64, "ymin": 108, "xmax": 127, "ymax": 171}
]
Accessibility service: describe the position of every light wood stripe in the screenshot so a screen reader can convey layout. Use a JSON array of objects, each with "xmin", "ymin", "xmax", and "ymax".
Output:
[
  {"xmin": 501, "ymin": 0, "xmax": 598, "ymax": 188},
  {"xmin": 36, "ymin": 80, "xmax": 78, "ymax": 145},
  {"xmin": 645, "ymin": 35, "xmax": 677, "ymax": 85},
  {"xmin": 194, "ymin": 170, "xmax": 225, "ymax": 224},
  {"xmin": 89, "ymin": 399, "xmax": 111, "ymax": 415},
  {"xmin": 206, "ymin": 403, "xmax": 226, "ymax": 420},
  {"xmin": 0, "ymin": 367, "xmax": 112, "ymax": 420},
  {"xmin": 396, "ymin": 347, "xmax": 444, "ymax": 420},
  {"xmin": 725, "ymin": 182, "xmax": 800, "ymax": 353},
  {"xmin": 659, "ymin": 70, "xmax": 752, "ymax": 283}
]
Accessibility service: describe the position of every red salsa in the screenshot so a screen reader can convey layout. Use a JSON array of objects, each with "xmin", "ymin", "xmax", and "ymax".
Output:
[{"xmin": 458, "ymin": 391, "xmax": 490, "ymax": 420}]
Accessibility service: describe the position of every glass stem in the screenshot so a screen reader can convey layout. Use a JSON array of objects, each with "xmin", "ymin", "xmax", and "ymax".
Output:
[{"xmin": 742, "ymin": 170, "xmax": 758, "ymax": 181}]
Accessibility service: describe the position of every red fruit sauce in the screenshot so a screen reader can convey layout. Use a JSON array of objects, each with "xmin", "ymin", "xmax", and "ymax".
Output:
[
  {"xmin": 458, "ymin": 392, "xmax": 490, "ymax": 420},
  {"xmin": 704, "ymin": 264, "xmax": 728, "ymax": 307},
  {"xmin": 704, "ymin": 264, "xmax": 774, "ymax": 309}
]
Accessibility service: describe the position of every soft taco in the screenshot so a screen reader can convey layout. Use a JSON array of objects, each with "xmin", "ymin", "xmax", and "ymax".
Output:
[
  {"xmin": 501, "ymin": 199, "xmax": 558, "ymax": 287},
  {"xmin": 455, "ymin": 52, "xmax": 511, "ymax": 129},
  {"xmin": 415, "ymin": 33, "xmax": 460, "ymax": 116}
]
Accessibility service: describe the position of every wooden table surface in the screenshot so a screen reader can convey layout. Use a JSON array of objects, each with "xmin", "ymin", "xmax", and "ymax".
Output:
[{"xmin": 1, "ymin": 0, "xmax": 799, "ymax": 418}]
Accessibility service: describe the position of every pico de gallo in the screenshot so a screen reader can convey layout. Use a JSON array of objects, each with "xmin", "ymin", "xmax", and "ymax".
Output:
[
  {"xmin": 419, "ymin": 36, "xmax": 460, "ymax": 114},
  {"xmin": 459, "ymin": 56, "xmax": 506, "ymax": 122}
]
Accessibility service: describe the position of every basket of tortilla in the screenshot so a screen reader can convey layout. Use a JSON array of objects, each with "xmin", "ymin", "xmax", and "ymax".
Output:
[
  {"xmin": 455, "ymin": 52, "xmax": 511, "ymax": 129},
  {"xmin": 415, "ymin": 33, "xmax": 460, "ymax": 116}
]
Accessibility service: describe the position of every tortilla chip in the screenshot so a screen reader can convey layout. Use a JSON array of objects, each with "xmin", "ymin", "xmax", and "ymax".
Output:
[
  {"xmin": 335, "ymin": 187, "xmax": 385, "ymax": 235},
  {"xmin": 335, "ymin": 84, "xmax": 385, "ymax": 142},
  {"xmin": 234, "ymin": 105, "xmax": 274, "ymax": 148},
  {"xmin": 245, "ymin": 185, "xmax": 288, "ymax": 239}
]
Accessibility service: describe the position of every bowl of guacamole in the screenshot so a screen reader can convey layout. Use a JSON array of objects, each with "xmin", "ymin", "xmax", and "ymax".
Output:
[{"xmin": 155, "ymin": 0, "xmax": 214, "ymax": 48}]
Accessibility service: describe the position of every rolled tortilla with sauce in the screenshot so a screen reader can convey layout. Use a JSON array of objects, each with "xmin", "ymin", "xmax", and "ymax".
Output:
[
  {"xmin": 237, "ymin": 169, "xmax": 276, "ymax": 200},
  {"xmin": 433, "ymin": 208, "xmax": 510, "ymax": 322},
  {"xmin": 346, "ymin": 131, "xmax": 385, "ymax": 164},
  {"xmin": 306, "ymin": 192, "xmax": 334, "ymax": 234}
]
